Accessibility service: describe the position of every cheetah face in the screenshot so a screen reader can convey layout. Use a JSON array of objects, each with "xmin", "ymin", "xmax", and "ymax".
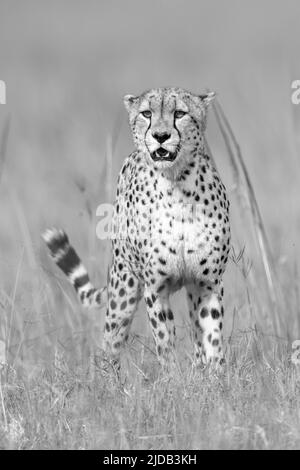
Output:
[{"xmin": 124, "ymin": 87, "xmax": 215, "ymax": 170}]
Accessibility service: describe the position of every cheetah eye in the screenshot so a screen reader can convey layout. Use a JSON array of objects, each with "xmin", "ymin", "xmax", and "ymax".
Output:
[
  {"xmin": 141, "ymin": 110, "xmax": 152, "ymax": 118},
  {"xmin": 174, "ymin": 110, "xmax": 187, "ymax": 119}
]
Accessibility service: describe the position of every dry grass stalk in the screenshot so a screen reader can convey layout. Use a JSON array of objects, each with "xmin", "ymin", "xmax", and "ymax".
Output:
[
  {"xmin": 213, "ymin": 100, "xmax": 283, "ymax": 335},
  {"xmin": 0, "ymin": 116, "xmax": 10, "ymax": 185}
]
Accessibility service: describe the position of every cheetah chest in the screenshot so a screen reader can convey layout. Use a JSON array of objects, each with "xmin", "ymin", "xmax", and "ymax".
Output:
[
  {"xmin": 126, "ymin": 174, "xmax": 227, "ymax": 284},
  {"xmin": 153, "ymin": 201, "xmax": 225, "ymax": 280}
]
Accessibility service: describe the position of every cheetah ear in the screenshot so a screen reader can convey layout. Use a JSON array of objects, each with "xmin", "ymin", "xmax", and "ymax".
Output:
[
  {"xmin": 198, "ymin": 91, "xmax": 216, "ymax": 107},
  {"xmin": 124, "ymin": 94, "xmax": 138, "ymax": 112}
]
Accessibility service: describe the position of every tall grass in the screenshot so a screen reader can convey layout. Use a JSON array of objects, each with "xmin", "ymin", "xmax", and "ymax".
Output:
[
  {"xmin": 213, "ymin": 101, "xmax": 284, "ymax": 336},
  {"xmin": 0, "ymin": 117, "xmax": 10, "ymax": 185},
  {"xmin": 0, "ymin": 102, "xmax": 299, "ymax": 449},
  {"xmin": 0, "ymin": 0, "xmax": 300, "ymax": 450}
]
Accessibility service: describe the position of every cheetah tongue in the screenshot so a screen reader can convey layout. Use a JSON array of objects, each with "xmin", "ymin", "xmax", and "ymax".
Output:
[
  {"xmin": 156, "ymin": 148, "xmax": 169, "ymax": 157},
  {"xmin": 151, "ymin": 149, "xmax": 177, "ymax": 162}
]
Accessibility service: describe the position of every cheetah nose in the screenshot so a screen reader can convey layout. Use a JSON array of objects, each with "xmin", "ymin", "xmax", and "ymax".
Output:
[{"xmin": 152, "ymin": 132, "xmax": 171, "ymax": 144}]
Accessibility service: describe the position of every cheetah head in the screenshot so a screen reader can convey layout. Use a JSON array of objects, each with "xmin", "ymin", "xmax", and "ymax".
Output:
[{"xmin": 124, "ymin": 87, "xmax": 215, "ymax": 173}]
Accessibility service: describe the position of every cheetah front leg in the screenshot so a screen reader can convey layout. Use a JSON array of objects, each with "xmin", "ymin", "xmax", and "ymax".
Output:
[
  {"xmin": 144, "ymin": 285, "xmax": 176, "ymax": 370},
  {"xmin": 186, "ymin": 284, "xmax": 224, "ymax": 367},
  {"xmin": 186, "ymin": 284, "xmax": 204, "ymax": 367},
  {"xmin": 102, "ymin": 264, "xmax": 142, "ymax": 376}
]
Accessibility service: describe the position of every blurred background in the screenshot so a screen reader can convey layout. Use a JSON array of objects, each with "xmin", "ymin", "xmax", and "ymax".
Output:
[{"xmin": 0, "ymin": 0, "xmax": 300, "ymax": 366}]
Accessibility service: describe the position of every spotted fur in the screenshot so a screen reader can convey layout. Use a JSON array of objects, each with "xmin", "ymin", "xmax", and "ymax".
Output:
[{"xmin": 43, "ymin": 87, "xmax": 231, "ymax": 371}]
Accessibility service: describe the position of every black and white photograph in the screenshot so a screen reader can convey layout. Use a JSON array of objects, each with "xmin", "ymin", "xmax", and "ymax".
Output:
[{"xmin": 0, "ymin": 0, "xmax": 300, "ymax": 452}]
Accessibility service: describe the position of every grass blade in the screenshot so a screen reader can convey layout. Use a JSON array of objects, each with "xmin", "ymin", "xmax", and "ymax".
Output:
[
  {"xmin": 213, "ymin": 100, "xmax": 283, "ymax": 335},
  {"xmin": 0, "ymin": 116, "xmax": 10, "ymax": 185}
]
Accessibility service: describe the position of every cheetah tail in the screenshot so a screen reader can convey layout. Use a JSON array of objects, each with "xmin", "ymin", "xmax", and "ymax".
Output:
[{"xmin": 42, "ymin": 228, "xmax": 107, "ymax": 308}]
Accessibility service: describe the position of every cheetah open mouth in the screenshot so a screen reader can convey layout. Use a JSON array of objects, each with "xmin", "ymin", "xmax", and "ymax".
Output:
[{"xmin": 151, "ymin": 148, "xmax": 177, "ymax": 162}]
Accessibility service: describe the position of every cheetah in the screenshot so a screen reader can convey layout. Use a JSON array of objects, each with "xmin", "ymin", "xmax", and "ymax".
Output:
[{"xmin": 43, "ymin": 87, "xmax": 230, "ymax": 372}]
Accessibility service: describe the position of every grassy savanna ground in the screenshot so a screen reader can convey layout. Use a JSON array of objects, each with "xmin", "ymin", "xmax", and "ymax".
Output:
[{"xmin": 1, "ymin": 0, "xmax": 300, "ymax": 449}]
